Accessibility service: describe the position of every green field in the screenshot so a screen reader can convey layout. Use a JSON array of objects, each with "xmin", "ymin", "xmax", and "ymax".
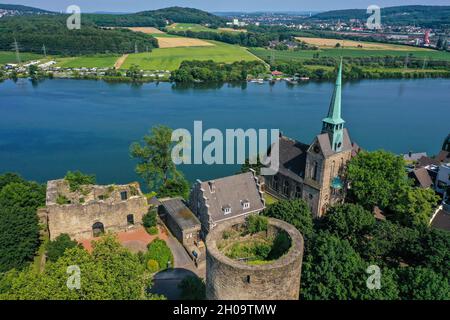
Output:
[
  {"xmin": 0, "ymin": 51, "xmax": 45, "ymax": 64},
  {"xmin": 166, "ymin": 23, "xmax": 219, "ymax": 33},
  {"xmin": 121, "ymin": 41, "xmax": 260, "ymax": 71},
  {"xmin": 250, "ymin": 47, "xmax": 450, "ymax": 63},
  {"xmin": 55, "ymin": 55, "xmax": 120, "ymax": 68}
]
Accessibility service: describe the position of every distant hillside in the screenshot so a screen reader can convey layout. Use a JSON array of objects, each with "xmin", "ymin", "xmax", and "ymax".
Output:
[
  {"xmin": 0, "ymin": 15, "xmax": 158, "ymax": 55},
  {"xmin": 310, "ymin": 5, "xmax": 450, "ymax": 28},
  {"xmin": 0, "ymin": 4, "xmax": 53, "ymax": 16},
  {"xmin": 85, "ymin": 7, "xmax": 226, "ymax": 27}
]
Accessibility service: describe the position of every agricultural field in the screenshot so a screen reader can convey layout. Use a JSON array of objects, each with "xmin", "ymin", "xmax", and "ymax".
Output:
[
  {"xmin": 295, "ymin": 37, "xmax": 426, "ymax": 51},
  {"xmin": 120, "ymin": 41, "xmax": 260, "ymax": 71},
  {"xmin": 250, "ymin": 47, "xmax": 450, "ymax": 62},
  {"xmin": 0, "ymin": 51, "xmax": 45, "ymax": 64},
  {"xmin": 126, "ymin": 27, "xmax": 164, "ymax": 34},
  {"xmin": 156, "ymin": 37, "xmax": 214, "ymax": 48},
  {"xmin": 55, "ymin": 55, "xmax": 120, "ymax": 68},
  {"xmin": 166, "ymin": 23, "xmax": 218, "ymax": 33}
]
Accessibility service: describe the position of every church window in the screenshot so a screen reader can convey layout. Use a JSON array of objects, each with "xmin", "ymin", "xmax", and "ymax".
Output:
[
  {"xmin": 272, "ymin": 175, "xmax": 279, "ymax": 191},
  {"xmin": 312, "ymin": 161, "xmax": 319, "ymax": 181},
  {"xmin": 283, "ymin": 180, "xmax": 290, "ymax": 197},
  {"xmin": 295, "ymin": 186, "xmax": 302, "ymax": 198}
]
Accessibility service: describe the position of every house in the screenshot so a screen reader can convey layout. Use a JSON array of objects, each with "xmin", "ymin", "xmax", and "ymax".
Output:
[
  {"xmin": 158, "ymin": 198, "xmax": 204, "ymax": 262},
  {"xmin": 189, "ymin": 171, "xmax": 265, "ymax": 237},
  {"xmin": 404, "ymin": 151, "xmax": 428, "ymax": 163},
  {"xmin": 264, "ymin": 60, "xmax": 357, "ymax": 217},
  {"xmin": 409, "ymin": 167, "xmax": 434, "ymax": 189}
]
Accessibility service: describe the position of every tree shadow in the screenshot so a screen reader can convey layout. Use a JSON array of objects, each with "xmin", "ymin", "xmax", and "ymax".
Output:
[{"xmin": 148, "ymin": 267, "xmax": 199, "ymax": 300}]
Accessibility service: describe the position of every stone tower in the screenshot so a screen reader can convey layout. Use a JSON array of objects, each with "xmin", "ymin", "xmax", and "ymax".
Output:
[{"xmin": 206, "ymin": 218, "xmax": 304, "ymax": 300}]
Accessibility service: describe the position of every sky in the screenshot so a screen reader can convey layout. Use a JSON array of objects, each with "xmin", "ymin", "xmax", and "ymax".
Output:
[{"xmin": 2, "ymin": 0, "xmax": 450, "ymax": 13}]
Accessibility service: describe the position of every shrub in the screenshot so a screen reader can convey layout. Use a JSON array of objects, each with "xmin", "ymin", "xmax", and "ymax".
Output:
[
  {"xmin": 56, "ymin": 194, "xmax": 70, "ymax": 205},
  {"xmin": 148, "ymin": 226, "xmax": 158, "ymax": 235},
  {"xmin": 146, "ymin": 259, "xmax": 159, "ymax": 273},
  {"xmin": 46, "ymin": 234, "xmax": 78, "ymax": 262},
  {"xmin": 146, "ymin": 239, "xmax": 173, "ymax": 270},
  {"xmin": 64, "ymin": 171, "xmax": 96, "ymax": 192},
  {"xmin": 143, "ymin": 208, "xmax": 157, "ymax": 229},
  {"xmin": 246, "ymin": 215, "xmax": 268, "ymax": 234}
]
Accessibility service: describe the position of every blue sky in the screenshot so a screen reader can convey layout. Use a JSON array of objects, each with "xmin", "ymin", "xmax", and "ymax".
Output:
[{"xmin": 3, "ymin": 0, "xmax": 449, "ymax": 12}]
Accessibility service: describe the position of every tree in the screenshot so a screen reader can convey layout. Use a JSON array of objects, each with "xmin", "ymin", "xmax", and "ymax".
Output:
[
  {"xmin": 392, "ymin": 187, "xmax": 440, "ymax": 228},
  {"xmin": 347, "ymin": 150, "xmax": 410, "ymax": 210},
  {"xmin": 263, "ymin": 199, "xmax": 314, "ymax": 239},
  {"xmin": 301, "ymin": 231, "xmax": 399, "ymax": 300},
  {"xmin": 126, "ymin": 64, "xmax": 143, "ymax": 81},
  {"xmin": 158, "ymin": 177, "xmax": 190, "ymax": 200},
  {"xmin": 64, "ymin": 171, "xmax": 96, "ymax": 192},
  {"xmin": 178, "ymin": 276, "xmax": 206, "ymax": 300},
  {"xmin": 0, "ymin": 180, "xmax": 45, "ymax": 272},
  {"xmin": 321, "ymin": 203, "xmax": 375, "ymax": 248},
  {"xmin": 28, "ymin": 64, "xmax": 38, "ymax": 80},
  {"xmin": 0, "ymin": 236, "xmax": 164, "ymax": 300},
  {"xmin": 130, "ymin": 125, "xmax": 187, "ymax": 198},
  {"xmin": 397, "ymin": 267, "xmax": 449, "ymax": 300},
  {"xmin": 46, "ymin": 234, "xmax": 79, "ymax": 262},
  {"xmin": 246, "ymin": 215, "xmax": 268, "ymax": 234}
]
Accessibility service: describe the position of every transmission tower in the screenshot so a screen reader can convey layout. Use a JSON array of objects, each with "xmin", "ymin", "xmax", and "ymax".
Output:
[
  {"xmin": 134, "ymin": 42, "xmax": 139, "ymax": 54},
  {"xmin": 42, "ymin": 44, "xmax": 47, "ymax": 57}
]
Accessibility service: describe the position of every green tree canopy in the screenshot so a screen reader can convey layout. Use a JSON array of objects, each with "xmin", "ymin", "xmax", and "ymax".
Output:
[
  {"xmin": 263, "ymin": 199, "xmax": 314, "ymax": 239},
  {"xmin": 46, "ymin": 234, "xmax": 79, "ymax": 263},
  {"xmin": 347, "ymin": 150, "xmax": 410, "ymax": 210},
  {"xmin": 0, "ymin": 178, "xmax": 45, "ymax": 272},
  {"xmin": 392, "ymin": 187, "xmax": 440, "ymax": 228},
  {"xmin": 0, "ymin": 235, "xmax": 164, "ymax": 300},
  {"xmin": 397, "ymin": 267, "xmax": 449, "ymax": 300},
  {"xmin": 321, "ymin": 203, "xmax": 375, "ymax": 248},
  {"xmin": 130, "ymin": 125, "xmax": 189, "ymax": 198},
  {"xmin": 178, "ymin": 276, "xmax": 206, "ymax": 300}
]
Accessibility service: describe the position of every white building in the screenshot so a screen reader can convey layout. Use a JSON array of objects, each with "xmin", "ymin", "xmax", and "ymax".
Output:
[{"xmin": 436, "ymin": 163, "xmax": 450, "ymax": 195}]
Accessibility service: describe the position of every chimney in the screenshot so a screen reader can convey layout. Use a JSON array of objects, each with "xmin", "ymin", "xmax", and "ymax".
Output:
[
  {"xmin": 409, "ymin": 151, "xmax": 412, "ymax": 157},
  {"xmin": 208, "ymin": 180, "xmax": 215, "ymax": 193}
]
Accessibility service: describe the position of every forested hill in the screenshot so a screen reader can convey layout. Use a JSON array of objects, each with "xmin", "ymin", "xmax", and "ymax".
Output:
[
  {"xmin": 0, "ymin": 4, "xmax": 53, "ymax": 15},
  {"xmin": 309, "ymin": 5, "xmax": 450, "ymax": 28},
  {"xmin": 86, "ymin": 6, "xmax": 227, "ymax": 27},
  {"xmin": 0, "ymin": 15, "xmax": 158, "ymax": 55}
]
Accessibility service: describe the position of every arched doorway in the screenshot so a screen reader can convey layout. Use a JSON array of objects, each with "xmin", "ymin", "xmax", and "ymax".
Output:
[{"xmin": 92, "ymin": 222, "xmax": 104, "ymax": 237}]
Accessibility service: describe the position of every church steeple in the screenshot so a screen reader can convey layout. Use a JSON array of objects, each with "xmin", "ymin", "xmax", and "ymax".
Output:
[{"xmin": 322, "ymin": 59, "xmax": 345, "ymax": 152}]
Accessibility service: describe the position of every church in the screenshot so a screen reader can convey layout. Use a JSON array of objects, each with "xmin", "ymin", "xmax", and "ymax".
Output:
[{"xmin": 264, "ymin": 60, "xmax": 359, "ymax": 218}]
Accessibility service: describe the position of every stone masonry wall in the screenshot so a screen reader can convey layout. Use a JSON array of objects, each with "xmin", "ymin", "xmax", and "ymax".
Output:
[{"xmin": 206, "ymin": 218, "xmax": 304, "ymax": 300}]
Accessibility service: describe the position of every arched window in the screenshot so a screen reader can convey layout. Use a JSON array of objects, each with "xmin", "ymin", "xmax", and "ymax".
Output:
[
  {"xmin": 272, "ymin": 175, "xmax": 279, "ymax": 191},
  {"xmin": 92, "ymin": 222, "xmax": 104, "ymax": 237},
  {"xmin": 283, "ymin": 180, "xmax": 290, "ymax": 197},
  {"xmin": 127, "ymin": 214, "xmax": 134, "ymax": 225},
  {"xmin": 312, "ymin": 161, "xmax": 319, "ymax": 181},
  {"xmin": 295, "ymin": 185, "xmax": 302, "ymax": 198}
]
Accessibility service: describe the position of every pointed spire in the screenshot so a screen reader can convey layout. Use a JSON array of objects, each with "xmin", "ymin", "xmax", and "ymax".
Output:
[{"xmin": 323, "ymin": 59, "xmax": 344, "ymax": 125}]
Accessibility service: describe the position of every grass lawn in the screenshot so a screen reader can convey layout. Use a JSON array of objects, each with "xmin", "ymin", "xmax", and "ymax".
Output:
[
  {"xmin": 250, "ymin": 47, "xmax": 450, "ymax": 63},
  {"xmin": 121, "ymin": 41, "xmax": 260, "ymax": 71},
  {"xmin": 0, "ymin": 51, "xmax": 45, "ymax": 64},
  {"xmin": 264, "ymin": 193, "xmax": 279, "ymax": 206},
  {"xmin": 55, "ymin": 54, "xmax": 120, "ymax": 68}
]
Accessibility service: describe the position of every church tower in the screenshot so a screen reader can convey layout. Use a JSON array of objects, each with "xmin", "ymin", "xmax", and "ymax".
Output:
[{"xmin": 321, "ymin": 59, "xmax": 345, "ymax": 152}]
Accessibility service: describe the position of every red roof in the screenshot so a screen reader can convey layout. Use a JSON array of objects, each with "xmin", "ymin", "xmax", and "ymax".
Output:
[{"xmin": 271, "ymin": 70, "xmax": 283, "ymax": 76}]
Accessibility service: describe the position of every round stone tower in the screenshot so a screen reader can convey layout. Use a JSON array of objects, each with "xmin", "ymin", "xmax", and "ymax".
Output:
[{"xmin": 205, "ymin": 217, "xmax": 304, "ymax": 300}]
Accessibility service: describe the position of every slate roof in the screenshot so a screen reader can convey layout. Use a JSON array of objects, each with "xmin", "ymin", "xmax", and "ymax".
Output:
[
  {"xmin": 200, "ymin": 172, "xmax": 265, "ymax": 224},
  {"xmin": 436, "ymin": 150, "xmax": 450, "ymax": 163},
  {"xmin": 316, "ymin": 128, "xmax": 353, "ymax": 158},
  {"xmin": 160, "ymin": 198, "xmax": 201, "ymax": 230},
  {"xmin": 276, "ymin": 136, "xmax": 309, "ymax": 183},
  {"xmin": 431, "ymin": 209, "xmax": 450, "ymax": 232}
]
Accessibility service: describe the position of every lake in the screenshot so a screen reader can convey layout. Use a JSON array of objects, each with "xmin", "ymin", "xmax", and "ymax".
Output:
[{"xmin": 0, "ymin": 78, "xmax": 449, "ymax": 186}]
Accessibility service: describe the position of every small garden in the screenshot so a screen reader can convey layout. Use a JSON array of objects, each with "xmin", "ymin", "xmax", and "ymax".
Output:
[{"xmin": 218, "ymin": 215, "xmax": 291, "ymax": 265}]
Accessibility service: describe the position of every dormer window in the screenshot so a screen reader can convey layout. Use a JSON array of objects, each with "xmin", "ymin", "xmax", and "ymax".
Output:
[
  {"xmin": 242, "ymin": 200, "xmax": 250, "ymax": 210},
  {"xmin": 223, "ymin": 205, "xmax": 232, "ymax": 215}
]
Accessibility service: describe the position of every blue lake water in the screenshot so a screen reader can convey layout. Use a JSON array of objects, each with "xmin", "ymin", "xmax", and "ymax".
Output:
[{"xmin": 0, "ymin": 78, "xmax": 449, "ymax": 186}]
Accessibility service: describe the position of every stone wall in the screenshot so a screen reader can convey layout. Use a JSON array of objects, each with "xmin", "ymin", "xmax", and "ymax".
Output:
[
  {"xmin": 205, "ymin": 218, "xmax": 304, "ymax": 300},
  {"xmin": 41, "ymin": 180, "xmax": 149, "ymax": 240}
]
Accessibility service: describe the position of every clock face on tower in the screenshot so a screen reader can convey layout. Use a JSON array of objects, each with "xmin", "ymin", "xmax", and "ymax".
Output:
[{"xmin": 313, "ymin": 145, "xmax": 320, "ymax": 154}]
